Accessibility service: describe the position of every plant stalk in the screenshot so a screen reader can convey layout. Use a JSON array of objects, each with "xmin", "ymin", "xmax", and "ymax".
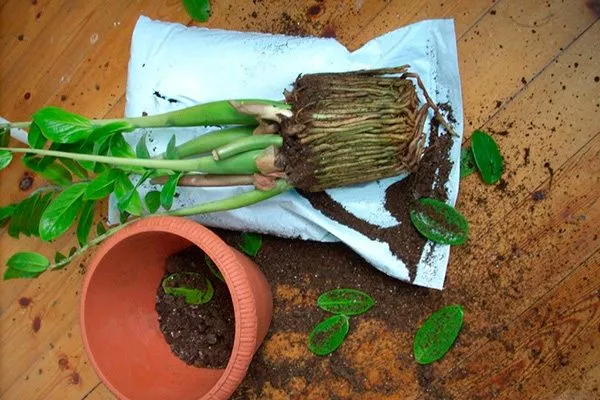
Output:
[
  {"xmin": 160, "ymin": 125, "xmax": 255, "ymax": 159},
  {"xmin": 213, "ymin": 134, "xmax": 283, "ymax": 160}
]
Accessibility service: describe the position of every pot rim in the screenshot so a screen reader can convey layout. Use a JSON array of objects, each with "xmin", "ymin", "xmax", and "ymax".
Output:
[{"xmin": 80, "ymin": 216, "xmax": 259, "ymax": 400}]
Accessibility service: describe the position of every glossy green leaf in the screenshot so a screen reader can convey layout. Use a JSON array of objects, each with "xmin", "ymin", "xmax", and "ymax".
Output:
[
  {"xmin": 77, "ymin": 200, "xmax": 96, "ymax": 246},
  {"xmin": 29, "ymin": 193, "xmax": 54, "ymax": 237},
  {"xmin": 28, "ymin": 122, "xmax": 47, "ymax": 149},
  {"xmin": 3, "ymin": 267, "xmax": 42, "ymax": 280},
  {"xmin": 471, "ymin": 130, "xmax": 504, "ymax": 185},
  {"xmin": 460, "ymin": 147, "xmax": 476, "ymax": 179},
  {"xmin": 240, "ymin": 232, "xmax": 262, "ymax": 257},
  {"xmin": 22, "ymin": 156, "xmax": 72, "ymax": 186},
  {"xmin": 317, "ymin": 289, "xmax": 375, "ymax": 316},
  {"xmin": 54, "ymin": 251, "xmax": 67, "ymax": 264},
  {"xmin": 0, "ymin": 150, "xmax": 13, "ymax": 171},
  {"xmin": 24, "ymin": 193, "xmax": 42, "ymax": 236},
  {"xmin": 144, "ymin": 190, "xmax": 161, "ymax": 213},
  {"xmin": 413, "ymin": 305, "xmax": 464, "ymax": 364},
  {"xmin": 114, "ymin": 174, "xmax": 142, "ymax": 216},
  {"xmin": 162, "ymin": 272, "xmax": 214, "ymax": 304},
  {"xmin": 96, "ymin": 221, "xmax": 107, "ymax": 236},
  {"xmin": 33, "ymin": 107, "xmax": 93, "ymax": 143},
  {"xmin": 85, "ymin": 168, "xmax": 123, "ymax": 200},
  {"xmin": 89, "ymin": 121, "xmax": 135, "ymax": 141},
  {"xmin": 205, "ymin": 255, "xmax": 225, "ymax": 282},
  {"xmin": 39, "ymin": 182, "xmax": 87, "ymax": 241},
  {"xmin": 410, "ymin": 198, "xmax": 469, "ymax": 245},
  {"xmin": 0, "ymin": 204, "xmax": 16, "ymax": 226},
  {"xmin": 0, "ymin": 127, "xmax": 9, "ymax": 147},
  {"xmin": 69, "ymin": 247, "xmax": 77, "ymax": 257},
  {"xmin": 109, "ymin": 133, "xmax": 136, "ymax": 159},
  {"xmin": 182, "ymin": 0, "xmax": 211, "ymax": 22},
  {"xmin": 59, "ymin": 158, "xmax": 88, "ymax": 179},
  {"xmin": 308, "ymin": 314, "xmax": 350, "ymax": 356},
  {"xmin": 136, "ymin": 133, "xmax": 150, "ymax": 159},
  {"xmin": 6, "ymin": 252, "xmax": 50, "ymax": 273},
  {"xmin": 8, "ymin": 197, "xmax": 29, "ymax": 238},
  {"xmin": 166, "ymin": 135, "xmax": 177, "ymax": 160},
  {"xmin": 160, "ymin": 172, "xmax": 182, "ymax": 211}
]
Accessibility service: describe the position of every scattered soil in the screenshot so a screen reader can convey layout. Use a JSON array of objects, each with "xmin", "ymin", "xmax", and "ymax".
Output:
[
  {"xmin": 155, "ymin": 247, "xmax": 234, "ymax": 369},
  {"xmin": 300, "ymin": 108, "xmax": 455, "ymax": 280}
]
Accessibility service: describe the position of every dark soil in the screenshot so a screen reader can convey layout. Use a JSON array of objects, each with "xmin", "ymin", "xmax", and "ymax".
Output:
[{"xmin": 155, "ymin": 246, "xmax": 234, "ymax": 369}]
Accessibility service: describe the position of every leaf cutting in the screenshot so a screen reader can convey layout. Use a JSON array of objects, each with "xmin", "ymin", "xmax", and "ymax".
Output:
[
  {"xmin": 471, "ymin": 130, "xmax": 503, "ymax": 185},
  {"xmin": 317, "ymin": 288, "xmax": 375, "ymax": 316},
  {"xmin": 413, "ymin": 304, "xmax": 464, "ymax": 364},
  {"xmin": 410, "ymin": 197, "xmax": 468, "ymax": 245},
  {"xmin": 308, "ymin": 314, "xmax": 350, "ymax": 356}
]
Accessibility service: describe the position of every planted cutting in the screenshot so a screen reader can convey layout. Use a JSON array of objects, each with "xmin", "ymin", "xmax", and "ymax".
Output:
[{"xmin": 0, "ymin": 65, "xmax": 455, "ymax": 279}]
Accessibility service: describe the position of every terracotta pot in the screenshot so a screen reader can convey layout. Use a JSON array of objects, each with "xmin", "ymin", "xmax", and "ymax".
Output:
[{"xmin": 80, "ymin": 216, "xmax": 272, "ymax": 400}]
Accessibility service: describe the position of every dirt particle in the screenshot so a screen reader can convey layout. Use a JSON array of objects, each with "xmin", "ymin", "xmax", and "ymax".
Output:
[
  {"xmin": 60, "ymin": 95, "xmax": 67, "ymax": 102},
  {"xmin": 17, "ymin": 34, "xmax": 24, "ymax": 41},
  {"xmin": 595, "ymin": 76, "xmax": 599, "ymax": 82},
  {"xmin": 19, "ymin": 174, "xmax": 34, "ymax": 191},
  {"xmin": 307, "ymin": 4, "xmax": 322, "ymax": 16},
  {"xmin": 18, "ymin": 297, "xmax": 32, "ymax": 307},
  {"xmin": 521, "ymin": 77, "xmax": 527, "ymax": 85},
  {"xmin": 142, "ymin": 111, "xmax": 148, "ymax": 117},
  {"xmin": 321, "ymin": 25, "xmax": 336, "ymax": 38},
  {"xmin": 490, "ymin": 9, "xmax": 497, "ymax": 15},
  {"xmin": 95, "ymin": 84, "xmax": 100, "ymax": 90},
  {"xmin": 532, "ymin": 191, "xmax": 545, "ymax": 201},
  {"xmin": 31, "ymin": 0, "xmax": 38, "ymax": 4},
  {"xmin": 70, "ymin": 372, "xmax": 80, "ymax": 385},
  {"xmin": 495, "ymin": 100, "xmax": 502, "ymax": 108},
  {"xmin": 32, "ymin": 316, "xmax": 41, "ymax": 333},
  {"xmin": 36, "ymin": 11, "xmax": 41, "ymax": 19},
  {"xmin": 24, "ymin": 92, "xmax": 31, "ymax": 100},
  {"xmin": 58, "ymin": 356, "xmax": 69, "ymax": 370},
  {"xmin": 251, "ymin": 11, "xmax": 258, "ymax": 18},
  {"xmin": 588, "ymin": 0, "xmax": 600, "ymax": 16},
  {"xmin": 523, "ymin": 147, "xmax": 530, "ymax": 165}
]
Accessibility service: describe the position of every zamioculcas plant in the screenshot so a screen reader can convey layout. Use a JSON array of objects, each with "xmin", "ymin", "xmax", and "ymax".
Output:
[{"xmin": 0, "ymin": 65, "xmax": 454, "ymax": 279}]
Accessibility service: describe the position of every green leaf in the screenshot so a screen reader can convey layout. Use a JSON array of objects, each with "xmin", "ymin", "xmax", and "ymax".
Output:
[
  {"xmin": 54, "ymin": 251, "xmax": 67, "ymax": 264},
  {"xmin": 39, "ymin": 182, "xmax": 87, "ymax": 241},
  {"xmin": 162, "ymin": 272, "xmax": 214, "ymax": 304},
  {"xmin": 89, "ymin": 121, "xmax": 135, "ymax": 141},
  {"xmin": 308, "ymin": 314, "xmax": 350, "ymax": 356},
  {"xmin": 114, "ymin": 174, "xmax": 142, "ymax": 216},
  {"xmin": 23, "ymin": 193, "xmax": 42, "ymax": 236},
  {"xmin": 22, "ymin": 156, "xmax": 72, "ymax": 186},
  {"xmin": 28, "ymin": 122, "xmax": 47, "ymax": 149},
  {"xmin": 3, "ymin": 267, "xmax": 42, "ymax": 280},
  {"xmin": 0, "ymin": 204, "xmax": 16, "ymax": 226},
  {"xmin": 460, "ymin": 147, "xmax": 476, "ymax": 179},
  {"xmin": 6, "ymin": 252, "xmax": 50, "ymax": 273},
  {"xmin": 205, "ymin": 255, "xmax": 225, "ymax": 282},
  {"xmin": 29, "ymin": 193, "xmax": 54, "ymax": 237},
  {"xmin": 109, "ymin": 133, "xmax": 136, "ymax": 159},
  {"xmin": 0, "ymin": 127, "xmax": 9, "ymax": 147},
  {"xmin": 317, "ymin": 289, "xmax": 375, "ymax": 316},
  {"xmin": 136, "ymin": 133, "xmax": 150, "ymax": 159},
  {"xmin": 410, "ymin": 198, "xmax": 469, "ymax": 245},
  {"xmin": 96, "ymin": 221, "xmax": 107, "ymax": 236},
  {"xmin": 77, "ymin": 200, "xmax": 96, "ymax": 246},
  {"xmin": 0, "ymin": 150, "xmax": 13, "ymax": 171},
  {"xmin": 166, "ymin": 134, "xmax": 177, "ymax": 160},
  {"xmin": 144, "ymin": 190, "xmax": 161, "ymax": 213},
  {"xmin": 471, "ymin": 130, "xmax": 504, "ymax": 185},
  {"xmin": 59, "ymin": 158, "xmax": 88, "ymax": 179},
  {"xmin": 33, "ymin": 106, "xmax": 93, "ymax": 143},
  {"xmin": 160, "ymin": 172, "xmax": 183, "ymax": 210},
  {"xmin": 182, "ymin": 0, "xmax": 211, "ymax": 22},
  {"xmin": 240, "ymin": 232, "xmax": 262, "ymax": 257},
  {"xmin": 413, "ymin": 305, "xmax": 464, "ymax": 364},
  {"xmin": 69, "ymin": 247, "xmax": 77, "ymax": 257},
  {"xmin": 85, "ymin": 168, "xmax": 123, "ymax": 200}
]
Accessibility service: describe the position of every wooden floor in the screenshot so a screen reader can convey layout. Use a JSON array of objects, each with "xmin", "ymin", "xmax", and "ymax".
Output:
[{"xmin": 1, "ymin": 0, "xmax": 599, "ymax": 399}]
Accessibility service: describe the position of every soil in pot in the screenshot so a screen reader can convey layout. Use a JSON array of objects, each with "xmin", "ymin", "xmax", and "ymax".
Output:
[{"xmin": 155, "ymin": 246, "xmax": 235, "ymax": 369}]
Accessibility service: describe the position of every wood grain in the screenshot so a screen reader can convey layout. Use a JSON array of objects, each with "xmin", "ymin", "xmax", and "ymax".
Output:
[{"xmin": 1, "ymin": 0, "xmax": 599, "ymax": 399}]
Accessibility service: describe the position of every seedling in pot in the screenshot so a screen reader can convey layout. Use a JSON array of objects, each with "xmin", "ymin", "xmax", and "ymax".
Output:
[
  {"xmin": 0, "ymin": 65, "xmax": 455, "ymax": 280},
  {"xmin": 162, "ymin": 272, "xmax": 214, "ymax": 305}
]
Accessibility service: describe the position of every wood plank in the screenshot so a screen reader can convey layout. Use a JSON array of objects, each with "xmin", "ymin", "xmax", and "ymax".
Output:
[{"xmin": 83, "ymin": 384, "xmax": 116, "ymax": 400}]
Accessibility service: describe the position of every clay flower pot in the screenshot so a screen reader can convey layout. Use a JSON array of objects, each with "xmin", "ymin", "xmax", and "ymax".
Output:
[{"xmin": 80, "ymin": 216, "xmax": 272, "ymax": 400}]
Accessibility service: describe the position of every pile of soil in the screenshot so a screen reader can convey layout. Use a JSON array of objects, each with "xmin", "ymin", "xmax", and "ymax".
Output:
[{"xmin": 155, "ymin": 247, "xmax": 234, "ymax": 369}]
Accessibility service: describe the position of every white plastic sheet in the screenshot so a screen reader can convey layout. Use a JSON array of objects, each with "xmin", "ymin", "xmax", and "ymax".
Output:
[{"xmin": 111, "ymin": 16, "xmax": 464, "ymax": 289}]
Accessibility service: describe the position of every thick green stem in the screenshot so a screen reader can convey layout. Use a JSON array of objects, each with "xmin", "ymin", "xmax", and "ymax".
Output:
[
  {"xmin": 158, "ymin": 125, "xmax": 255, "ymax": 159},
  {"xmin": 167, "ymin": 180, "xmax": 292, "ymax": 217},
  {"xmin": 0, "ymin": 147, "xmax": 262, "ymax": 175},
  {"xmin": 213, "ymin": 134, "xmax": 283, "ymax": 160}
]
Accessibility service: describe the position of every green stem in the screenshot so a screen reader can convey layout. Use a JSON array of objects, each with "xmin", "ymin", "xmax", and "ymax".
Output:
[
  {"xmin": 159, "ymin": 125, "xmax": 255, "ymax": 159},
  {"xmin": 213, "ymin": 134, "xmax": 283, "ymax": 160},
  {"xmin": 0, "ymin": 147, "xmax": 262, "ymax": 175},
  {"xmin": 166, "ymin": 180, "xmax": 293, "ymax": 217}
]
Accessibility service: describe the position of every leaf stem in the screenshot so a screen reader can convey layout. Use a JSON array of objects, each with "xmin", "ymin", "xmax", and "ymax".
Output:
[
  {"xmin": 213, "ymin": 134, "xmax": 283, "ymax": 160},
  {"xmin": 0, "ymin": 147, "xmax": 263, "ymax": 175}
]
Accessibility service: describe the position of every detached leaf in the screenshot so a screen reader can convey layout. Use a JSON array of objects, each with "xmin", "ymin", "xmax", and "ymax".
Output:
[
  {"xmin": 96, "ymin": 221, "xmax": 107, "ymax": 236},
  {"xmin": 6, "ymin": 252, "xmax": 50, "ymax": 273},
  {"xmin": 471, "ymin": 130, "xmax": 504, "ymax": 185},
  {"xmin": 77, "ymin": 200, "xmax": 96, "ymax": 246},
  {"xmin": 410, "ymin": 198, "xmax": 469, "ymax": 245},
  {"xmin": 114, "ymin": 174, "xmax": 142, "ymax": 216},
  {"xmin": 136, "ymin": 133, "xmax": 150, "ymax": 159},
  {"xmin": 182, "ymin": 0, "xmax": 211, "ymax": 22},
  {"xmin": 28, "ymin": 123, "xmax": 47, "ymax": 149},
  {"xmin": 85, "ymin": 168, "xmax": 123, "ymax": 200},
  {"xmin": 162, "ymin": 272, "xmax": 214, "ymax": 304},
  {"xmin": 39, "ymin": 182, "xmax": 87, "ymax": 241},
  {"xmin": 413, "ymin": 305, "xmax": 464, "ymax": 364},
  {"xmin": 308, "ymin": 314, "xmax": 350, "ymax": 356},
  {"xmin": 144, "ymin": 190, "xmax": 161, "ymax": 213},
  {"xmin": 166, "ymin": 135, "xmax": 177, "ymax": 160},
  {"xmin": 240, "ymin": 232, "xmax": 262, "ymax": 257},
  {"xmin": 0, "ymin": 204, "xmax": 16, "ymax": 226},
  {"xmin": 33, "ymin": 107, "xmax": 93, "ymax": 143},
  {"xmin": 460, "ymin": 147, "xmax": 477, "ymax": 179},
  {"xmin": 0, "ymin": 150, "xmax": 13, "ymax": 171},
  {"xmin": 317, "ymin": 289, "xmax": 375, "ymax": 316},
  {"xmin": 205, "ymin": 255, "xmax": 225, "ymax": 282},
  {"xmin": 160, "ymin": 172, "xmax": 183, "ymax": 210}
]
